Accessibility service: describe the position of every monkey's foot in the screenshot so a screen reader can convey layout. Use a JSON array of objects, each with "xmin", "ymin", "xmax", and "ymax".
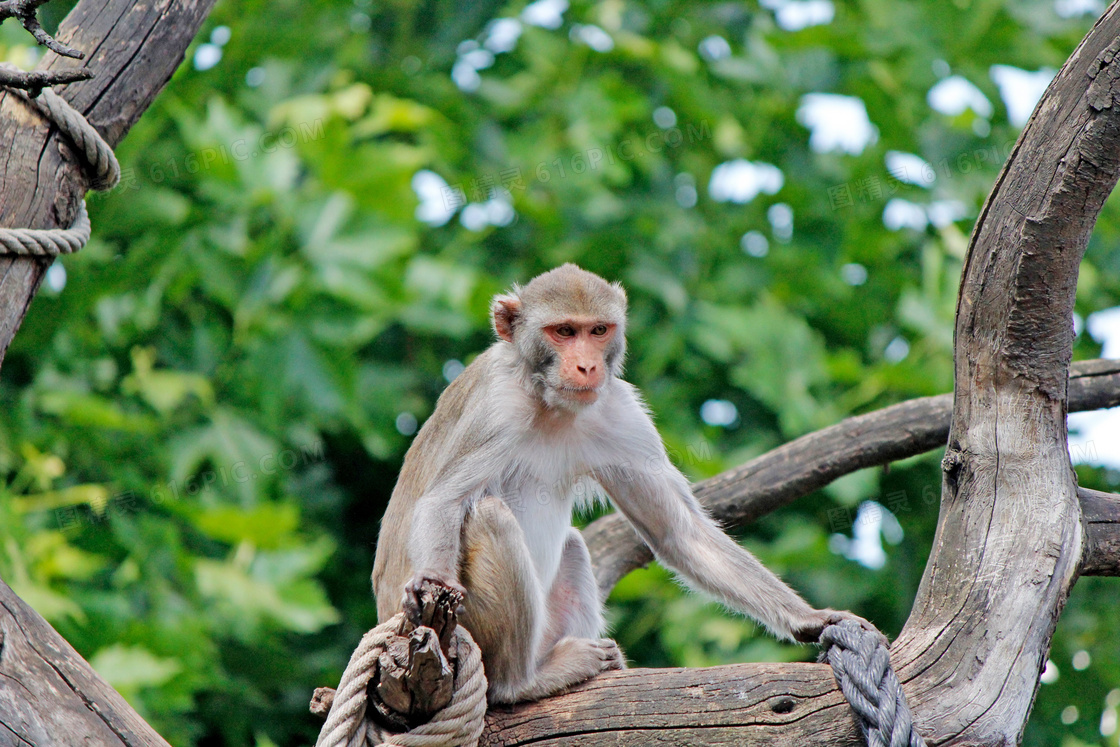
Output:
[{"xmin": 595, "ymin": 638, "xmax": 626, "ymax": 671}]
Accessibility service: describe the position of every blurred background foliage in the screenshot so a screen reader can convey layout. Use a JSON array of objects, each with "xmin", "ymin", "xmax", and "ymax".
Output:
[{"xmin": 1, "ymin": 0, "xmax": 1119, "ymax": 744}]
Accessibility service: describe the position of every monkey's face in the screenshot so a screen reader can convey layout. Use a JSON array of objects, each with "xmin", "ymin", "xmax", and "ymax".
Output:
[
  {"xmin": 490, "ymin": 264, "xmax": 629, "ymax": 410},
  {"xmin": 539, "ymin": 318, "xmax": 618, "ymax": 407}
]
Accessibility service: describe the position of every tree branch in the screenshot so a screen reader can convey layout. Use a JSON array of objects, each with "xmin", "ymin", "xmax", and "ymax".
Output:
[
  {"xmin": 1080, "ymin": 486, "xmax": 1120, "ymax": 576},
  {"xmin": 587, "ymin": 358, "xmax": 1120, "ymax": 595},
  {"xmin": 0, "ymin": 575, "xmax": 170, "ymax": 745},
  {"xmin": 891, "ymin": 4, "xmax": 1120, "ymax": 742},
  {"xmin": 0, "ymin": 64, "xmax": 92, "ymax": 97},
  {"xmin": 477, "ymin": 663, "xmax": 865, "ymax": 746},
  {"xmin": 0, "ymin": 0, "xmax": 84, "ymax": 58}
]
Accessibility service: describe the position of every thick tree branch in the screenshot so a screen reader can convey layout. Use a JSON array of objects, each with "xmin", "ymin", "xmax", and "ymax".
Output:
[
  {"xmin": 478, "ymin": 663, "xmax": 865, "ymax": 746},
  {"xmin": 890, "ymin": 5, "xmax": 1120, "ymax": 743},
  {"xmin": 0, "ymin": 576, "xmax": 169, "ymax": 745},
  {"xmin": 587, "ymin": 358, "xmax": 1120, "ymax": 596}
]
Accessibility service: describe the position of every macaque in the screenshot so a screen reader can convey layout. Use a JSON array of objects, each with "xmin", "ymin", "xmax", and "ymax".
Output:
[{"xmin": 373, "ymin": 264, "xmax": 874, "ymax": 704}]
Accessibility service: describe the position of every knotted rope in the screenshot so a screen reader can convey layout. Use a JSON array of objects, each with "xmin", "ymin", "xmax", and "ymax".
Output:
[
  {"xmin": 820, "ymin": 620, "xmax": 926, "ymax": 747},
  {"xmin": 0, "ymin": 63, "xmax": 119, "ymax": 257},
  {"xmin": 315, "ymin": 613, "xmax": 488, "ymax": 747}
]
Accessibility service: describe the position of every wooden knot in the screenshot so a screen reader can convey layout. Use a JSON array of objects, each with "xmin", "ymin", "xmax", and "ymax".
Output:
[{"xmin": 370, "ymin": 581, "xmax": 464, "ymax": 732}]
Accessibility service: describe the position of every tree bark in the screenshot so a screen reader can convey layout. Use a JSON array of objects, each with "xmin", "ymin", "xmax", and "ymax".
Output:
[
  {"xmin": 889, "ymin": 5, "xmax": 1120, "ymax": 743},
  {"xmin": 587, "ymin": 358, "xmax": 1120, "ymax": 596},
  {"xmin": 1080, "ymin": 487, "xmax": 1120, "ymax": 576},
  {"xmin": 479, "ymin": 664, "xmax": 863, "ymax": 746},
  {"xmin": 0, "ymin": 576, "xmax": 170, "ymax": 746},
  {"xmin": 0, "ymin": 1, "xmax": 214, "ymax": 744}
]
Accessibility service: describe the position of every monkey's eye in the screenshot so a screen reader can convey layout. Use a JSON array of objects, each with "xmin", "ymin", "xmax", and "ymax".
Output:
[
  {"xmin": 591, "ymin": 324, "xmax": 608, "ymax": 336},
  {"xmin": 556, "ymin": 325, "xmax": 576, "ymax": 338}
]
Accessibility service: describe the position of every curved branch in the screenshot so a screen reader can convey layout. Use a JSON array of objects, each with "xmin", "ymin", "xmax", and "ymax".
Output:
[
  {"xmin": 892, "ymin": 5, "xmax": 1120, "ymax": 743},
  {"xmin": 587, "ymin": 358, "xmax": 1120, "ymax": 596}
]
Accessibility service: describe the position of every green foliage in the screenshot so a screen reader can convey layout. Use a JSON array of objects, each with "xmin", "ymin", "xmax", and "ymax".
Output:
[{"xmin": 1, "ymin": 0, "xmax": 1119, "ymax": 744}]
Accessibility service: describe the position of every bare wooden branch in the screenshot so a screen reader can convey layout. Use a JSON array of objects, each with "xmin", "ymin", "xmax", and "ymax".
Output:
[
  {"xmin": 0, "ymin": 0, "xmax": 85, "ymax": 58},
  {"xmin": 1080, "ymin": 486, "xmax": 1120, "ymax": 576},
  {"xmin": 890, "ymin": 5, "xmax": 1120, "ymax": 743},
  {"xmin": 478, "ymin": 663, "xmax": 865, "ymax": 746},
  {"xmin": 0, "ymin": 65, "xmax": 92, "ymax": 97},
  {"xmin": 587, "ymin": 358, "xmax": 1120, "ymax": 596}
]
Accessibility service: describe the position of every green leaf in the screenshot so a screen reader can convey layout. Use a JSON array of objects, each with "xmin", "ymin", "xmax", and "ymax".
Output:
[{"xmin": 90, "ymin": 644, "xmax": 182, "ymax": 691}]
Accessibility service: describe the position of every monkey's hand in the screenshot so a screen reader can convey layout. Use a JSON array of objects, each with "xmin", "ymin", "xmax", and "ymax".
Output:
[
  {"xmin": 794, "ymin": 608, "xmax": 889, "ymax": 647},
  {"xmin": 402, "ymin": 572, "xmax": 467, "ymax": 625}
]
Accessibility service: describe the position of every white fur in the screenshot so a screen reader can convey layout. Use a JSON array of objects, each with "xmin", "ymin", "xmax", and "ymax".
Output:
[{"xmin": 477, "ymin": 349, "xmax": 652, "ymax": 593}]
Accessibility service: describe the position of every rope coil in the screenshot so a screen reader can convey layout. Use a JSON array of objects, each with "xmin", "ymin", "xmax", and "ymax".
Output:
[
  {"xmin": 0, "ymin": 63, "xmax": 119, "ymax": 257},
  {"xmin": 315, "ymin": 613, "xmax": 488, "ymax": 747},
  {"xmin": 821, "ymin": 620, "xmax": 926, "ymax": 747}
]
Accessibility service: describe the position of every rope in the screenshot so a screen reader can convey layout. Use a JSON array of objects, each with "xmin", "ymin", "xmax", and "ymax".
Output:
[
  {"xmin": 820, "ymin": 620, "xmax": 926, "ymax": 747},
  {"xmin": 0, "ymin": 63, "xmax": 119, "ymax": 257},
  {"xmin": 316, "ymin": 613, "xmax": 488, "ymax": 747}
]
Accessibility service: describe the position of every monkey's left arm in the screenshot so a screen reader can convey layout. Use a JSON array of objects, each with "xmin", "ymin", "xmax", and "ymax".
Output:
[
  {"xmin": 594, "ymin": 406, "xmax": 879, "ymax": 644},
  {"xmin": 596, "ymin": 461, "xmax": 832, "ymax": 640}
]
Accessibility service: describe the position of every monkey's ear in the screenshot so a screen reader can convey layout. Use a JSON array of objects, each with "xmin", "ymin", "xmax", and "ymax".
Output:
[{"xmin": 491, "ymin": 295, "xmax": 522, "ymax": 342}]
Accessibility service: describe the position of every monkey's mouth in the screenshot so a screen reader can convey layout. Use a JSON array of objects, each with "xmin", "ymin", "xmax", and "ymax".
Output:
[{"xmin": 560, "ymin": 386, "xmax": 599, "ymax": 403}]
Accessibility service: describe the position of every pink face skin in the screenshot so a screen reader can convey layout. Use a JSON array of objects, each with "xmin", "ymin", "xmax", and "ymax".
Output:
[{"xmin": 542, "ymin": 318, "xmax": 618, "ymax": 405}]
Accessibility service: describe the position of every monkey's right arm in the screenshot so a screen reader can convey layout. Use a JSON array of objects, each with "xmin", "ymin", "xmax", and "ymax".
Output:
[
  {"xmin": 406, "ymin": 483, "xmax": 471, "ymax": 579},
  {"xmin": 400, "ymin": 430, "xmax": 508, "ymax": 605},
  {"xmin": 397, "ymin": 388, "xmax": 508, "ymax": 588}
]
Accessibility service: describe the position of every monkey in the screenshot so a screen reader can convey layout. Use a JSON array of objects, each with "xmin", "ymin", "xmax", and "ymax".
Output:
[{"xmin": 372, "ymin": 263, "xmax": 877, "ymax": 705}]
